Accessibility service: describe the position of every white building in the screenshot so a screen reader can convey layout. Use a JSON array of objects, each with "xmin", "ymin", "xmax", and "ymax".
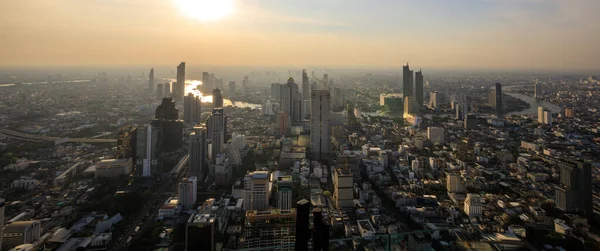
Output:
[
  {"xmin": 244, "ymin": 171, "xmax": 270, "ymax": 211},
  {"xmin": 10, "ymin": 177, "xmax": 39, "ymax": 190},
  {"xmin": 262, "ymin": 100, "xmax": 274, "ymax": 116},
  {"xmin": 429, "ymin": 91, "xmax": 440, "ymax": 111},
  {"xmin": 178, "ymin": 177, "xmax": 197, "ymax": 210},
  {"xmin": 427, "ymin": 127, "xmax": 445, "ymax": 145},
  {"xmin": 464, "ymin": 193, "xmax": 482, "ymax": 217},
  {"xmin": 95, "ymin": 158, "xmax": 132, "ymax": 178},
  {"xmin": 310, "ymin": 90, "xmax": 331, "ymax": 160}
]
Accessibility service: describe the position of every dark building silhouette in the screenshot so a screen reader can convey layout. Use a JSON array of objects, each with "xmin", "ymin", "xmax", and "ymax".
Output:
[
  {"xmin": 313, "ymin": 208, "xmax": 330, "ymax": 251},
  {"xmin": 184, "ymin": 93, "xmax": 202, "ymax": 124},
  {"xmin": 210, "ymin": 108, "xmax": 225, "ymax": 162},
  {"xmin": 495, "ymin": 83, "xmax": 503, "ymax": 112},
  {"xmin": 302, "ymin": 69, "xmax": 309, "ymax": 99},
  {"xmin": 149, "ymin": 68, "xmax": 154, "ymax": 92},
  {"xmin": 555, "ymin": 160, "xmax": 592, "ymax": 218},
  {"xmin": 295, "ymin": 199, "xmax": 310, "ymax": 251},
  {"xmin": 189, "ymin": 126, "xmax": 206, "ymax": 182},
  {"xmin": 415, "ymin": 69, "xmax": 424, "ymax": 106},
  {"xmin": 403, "ymin": 63, "xmax": 413, "ymax": 98},
  {"xmin": 212, "ymin": 88, "xmax": 223, "ymax": 108},
  {"xmin": 156, "ymin": 83, "xmax": 163, "ymax": 99},
  {"xmin": 152, "ymin": 98, "xmax": 183, "ymax": 152},
  {"xmin": 164, "ymin": 83, "xmax": 171, "ymax": 97},
  {"xmin": 176, "ymin": 62, "xmax": 186, "ymax": 101},
  {"xmin": 116, "ymin": 126, "xmax": 138, "ymax": 167}
]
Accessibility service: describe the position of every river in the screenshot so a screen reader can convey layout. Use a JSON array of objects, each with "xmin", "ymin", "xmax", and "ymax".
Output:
[{"xmin": 505, "ymin": 92, "xmax": 561, "ymax": 116}]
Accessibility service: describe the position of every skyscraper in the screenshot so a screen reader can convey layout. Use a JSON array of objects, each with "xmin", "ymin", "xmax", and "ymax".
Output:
[
  {"xmin": 243, "ymin": 171, "xmax": 270, "ymax": 210},
  {"xmin": 277, "ymin": 176, "xmax": 293, "ymax": 210},
  {"xmin": 210, "ymin": 108, "xmax": 225, "ymax": 162},
  {"xmin": 176, "ymin": 62, "xmax": 186, "ymax": 101},
  {"xmin": 323, "ymin": 74, "xmax": 329, "ymax": 89},
  {"xmin": 178, "ymin": 177, "xmax": 197, "ymax": 210},
  {"xmin": 495, "ymin": 83, "xmax": 503, "ymax": 112},
  {"xmin": 189, "ymin": 126, "xmax": 206, "ymax": 181},
  {"xmin": 228, "ymin": 81, "xmax": 236, "ymax": 98},
  {"xmin": 310, "ymin": 90, "xmax": 331, "ymax": 160},
  {"xmin": 295, "ymin": 199, "xmax": 310, "ymax": 251},
  {"xmin": 333, "ymin": 168, "xmax": 354, "ymax": 208},
  {"xmin": 403, "ymin": 63, "xmax": 413, "ymax": 98},
  {"xmin": 280, "ymin": 77, "xmax": 301, "ymax": 123},
  {"xmin": 555, "ymin": 160, "xmax": 592, "ymax": 218},
  {"xmin": 192, "ymin": 96, "xmax": 201, "ymax": 124},
  {"xmin": 136, "ymin": 125, "xmax": 157, "ymax": 177},
  {"xmin": 242, "ymin": 76, "xmax": 248, "ymax": 96},
  {"xmin": 156, "ymin": 83, "xmax": 163, "ymax": 99},
  {"xmin": 149, "ymin": 68, "xmax": 154, "ymax": 92},
  {"xmin": 212, "ymin": 89, "xmax": 223, "ymax": 108},
  {"xmin": 270, "ymin": 83, "xmax": 281, "ymax": 101},
  {"xmin": 202, "ymin": 72, "xmax": 211, "ymax": 91},
  {"xmin": 429, "ymin": 91, "xmax": 440, "ymax": 111},
  {"xmin": 164, "ymin": 83, "xmax": 171, "ymax": 97},
  {"xmin": 415, "ymin": 70, "xmax": 424, "ymax": 106},
  {"xmin": 184, "ymin": 93, "xmax": 192, "ymax": 123},
  {"xmin": 152, "ymin": 98, "xmax": 183, "ymax": 152},
  {"xmin": 302, "ymin": 69, "xmax": 309, "ymax": 99},
  {"xmin": 534, "ymin": 80, "xmax": 542, "ymax": 98}
]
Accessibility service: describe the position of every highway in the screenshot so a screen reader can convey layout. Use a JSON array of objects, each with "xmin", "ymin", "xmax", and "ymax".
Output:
[{"xmin": 0, "ymin": 128, "xmax": 117, "ymax": 143}]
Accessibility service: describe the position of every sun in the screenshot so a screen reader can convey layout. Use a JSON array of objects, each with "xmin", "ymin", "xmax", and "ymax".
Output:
[{"xmin": 174, "ymin": 0, "xmax": 235, "ymax": 22}]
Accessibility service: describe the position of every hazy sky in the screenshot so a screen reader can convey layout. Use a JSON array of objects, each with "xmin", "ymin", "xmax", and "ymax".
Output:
[{"xmin": 1, "ymin": 0, "xmax": 599, "ymax": 70}]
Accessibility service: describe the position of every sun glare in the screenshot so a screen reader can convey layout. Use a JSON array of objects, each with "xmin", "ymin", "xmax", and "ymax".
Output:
[{"xmin": 174, "ymin": 0, "xmax": 235, "ymax": 22}]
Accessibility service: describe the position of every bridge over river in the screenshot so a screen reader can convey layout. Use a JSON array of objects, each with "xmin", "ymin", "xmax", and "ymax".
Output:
[{"xmin": 0, "ymin": 128, "xmax": 116, "ymax": 144}]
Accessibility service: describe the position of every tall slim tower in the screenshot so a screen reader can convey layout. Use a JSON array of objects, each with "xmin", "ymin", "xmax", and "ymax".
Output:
[
  {"xmin": 534, "ymin": 80, "xmax": 542, "ymax": 98},
  {"xmin": 310, "ymin": 90, "xmax": 331, "ymax": 160},
  {"xmin": 189, "ymin": 126, "xmax": 206, "ymax": 181},
  {"xmin": 202, "ymin": 72, "xmax": 211, "ymax": 91},
  {"xmin": 415, "ymin": 70, "xmax": 424, "ymax": 106},
  {"xmin": 323, "ymin": 74, "xmax": 329, "ymax": 89},
  {"xmin": 302, "ymin": 69, "xmax": 309, "ymax": 99},
  {"xmin": 242, "ymin": 76, "xmax": 249, "ymax": 96},
  {"xmin": 176, "ymin": 62, "xmax": 186, "ymax": 101},
  {"xmin": 403, "ymin": 63, "xmax": 413, "ymax": 98},
  {"xmin": 192, "ymin": 96, "xmax": 201, "ymax": 123},
  {"xmin": 228, "ymin": 81, "xmax": 236, "ymax": 98},
  {"xmin": 149, "ymin": 68, "xmax": 154, "ymax": 92},
  {"xmin": 142, "ymin": 126, "xmax": 153, "ymax": 177},
  {"xmin": 156, "ymin": 83, "xmax": 163, "ymax": 99},
  {"xmin": 495, "ymin": 83, "xmax": 503, "ymax": 112},
  {"xmin": 280, "ymin": 77, "xmax": 300, "ymax": 122},
  {"xmin": 164, "ymin": 83, "xmax": 171, "ymax": 97},
  {"xmin": 212, "ymin": 89, "xmax": 223, "ymax": 108},
  {"xmin": 211, "ymin": 108, "xmax": 225, "ymax": 162}
]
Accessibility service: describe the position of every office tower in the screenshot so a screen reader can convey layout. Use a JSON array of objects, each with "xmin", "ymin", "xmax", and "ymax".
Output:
[
  {"xmin": 333, "ymin": 168, "xmax": 353, "ymax": 208},
  {"xmin": 212, "ymin": 89, "xmax": 223, "ymax": 108},
  {"xmin": 228, "ymin": 81, "xmax": 236, "ymax": 98},
  {"xmin": 149, "ymin": 68, "xmax": 154, "ymax": 92},
  {"xmin": 152, "ymin": 98, "xmax": 183, "ymax": 152},
  {"xmin": 332, "ymin": 87, "xmax": 343, "ymax": 108},
  {"xmin": 564, "ymin": 107, "xmax": 575, "ymax": 118},
  {"xmin": 156, "ymin": 83, "xmax": 163, "ymax": 99},
  {"xmin": 345, "ymin": 103, "xmax": 359, "ymax": 126},
  {"xmin": 210, "ymin": 108, "xmax": 225, "ymax": 162},
  {"xmin": 176, "ymin": 62, "xmax": 186, "ymax": 101},
  {"xmin": 556, "ymin": 161, "xmax": 591, "ymax": 215},
  {"xmin": 295, "ymin": 199, "xmax": 310, "ymax": 251},
  {"xmin": 189, "ymin": 126, "xmax": 206, "ymax": 180},
  {"xmin": 455, "ymin": 103, "xmax": 467, "ymax": 120},
  {"xmin": 544, "ymin": 111, "xmax": 552, "ymax": 125},
  {"xmin": 495, "ymin": 83, "xmax": 503, "ymax": 112},
  {"xmin": 280, "ymin": 77, "xmax": 301, "ymax": 122},
  {"xmin": 294, "ymin": 92, "xmax": 302, "ymax": 122},
  {"xmin": 192, "ymin": 96, "xmax": 201, "ymax": 124},
  {"xmin": 404, "ymin": 96, "xmax": 418, "ymax": 116},
  {"xmin": 301, "ymin": 100, "xmax": 311, "ymax": 119},
  {"xmin": 323, "ymin": 74, "xmax": 329, "ymax": 89},
  {"xmin": 242, "ymin": 76, "xmax": 248, "ymax": 96},
  {"xmin": 429, "ymin": 91, "xmax": 440, "ymax": 111},
  {"xmin": 277, "ymin": 176, "xmax": 293, "ymax": 210},
  {"xmin": 186, "ymin": 214, "xmax": 215, "ymax": 251},
  {"xmin": 302, "ymin": 69, "xmax": 309, "ymax": 99},
  {"xmin": 136, "ymin": 125, "xmax": 157, "ymax": 177},
  {"xmin": 179, "ymin": 177, "xmax": 197, "ymax": 210},
  {"xmin": 202, "ymin": 72, "xmax": 211, "ymax": 91},
  {"xmin": 184, "ymin": 93, "xmax": 193, "ymax": 123},
  {"xmin": 164, "ymin": 83, "xmax": 171, "ymax": 97},
  {"xmin": 270, "ymin": 83, "xmax": 282, "ymax": 101},
  {"xmin": 313, "ymin": 208, "xmax": 330, "ymax": 251},
  {"xmin": 464, "ymin": 114, "xmax": 477, "ymax": 130},
  {"xmin": 277, "ymin": 112, "xmax": 291, "ymax": 136},
  {"xmin": 427, "ymin": 127, "xmax": 445, "ymax": 145},
  {"xmin": 534, "ymin": 80, "xmax": 542, "ymax": 98},
  {"xmin": 243, "ymin": 209, "xmax": 296, "ymax": 249},
  {"xmin": 446, "ymin": 173, "xmax": 466, "ymax": 193},
  {"xmin": 116, "ymin": 126, "xmax": 137, "ymax": 161},
  {"xmin": 538, "ymin": 107, "xmax": 545, "ymax": 123},
  {"xmin": 464, "ymin": 194, "xmax": 482, "ymax": 217},
  {"xmin": 415, "ymin": 70, "xmax": 424, "ymax": 106},
  {"xmin": 0, "ymin": 198, "xmax": 4, "ymax": 251},
  {"xmin": 243, "ymin": 171, "xmax": 270, "ymax": 210},
  {"xmin": 403, "ymin": 63, "xmax": 413, "ymax": 98},
  {"xmin": 310, "ymin": 90, "xmax": 331, "ymax": 160},
  {"xmin": 210, "ymin": 73, "xmax": 218, "ymax": 89}
]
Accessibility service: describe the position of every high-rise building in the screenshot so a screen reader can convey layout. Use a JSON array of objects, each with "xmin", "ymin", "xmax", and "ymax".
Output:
[
  {"xmin": 455, "ymin": 103, "xmax": 467, "ymax": 120},
  {"xmin": 228, "ymin": 81, "xmax": 236, "ymax": 98},
  {"xmin": 345, "ymin": 103, "xmax": 359, "ymax": 126},
  {"xmin": 331, "ymin": 87, "xmax": 344, "ymax": 108},
  {"xmin": 212, "ymin": 89, "xmax": 223, "ymax": 108},
  {"xmin": 495, "ymin": 83, "xmax": 503, "ymax": 112},
  {"xmin": 243, "ymin": 171, "xmax": 270, "ymax": 210},
  {"xmin": 156, "ymin": 83, "xmax": 163, "ymax": 99},
  {"xmin": 280, "ymin": 77, "xmax": 301, "ymax": 122},
  {"xmin": 323, "ymin": 74, "xmax": 329, "ymax": 89},
  {"xmin": 544, "ymin": 111, "xmax": 552, "ymax": 125},
  {"xmin": 301, "ymin": 100, "xmax": 311, "ymax": 119},
  {"xmin": 189, "ymin": 126, "xmax": 206, "ymax": 181},
  {"xmin": 295, "ymin": 199, "xmax": 310, "ymax": 251},
  {"xmin": 277, "ymin": 112, "xmax": 291, "ymax": 136},
  {"xmin": 302, "ymin": 69, "xmax": 309, "ymax": 99},
  {"xmin": 1, "ymin": 198, "xmax": 4, "ymax": 251},
  {"xmin": 464, "ymin": 194, "xmax": 482, "ymax": 217},
  {"xmin": 210, "ymin": 108, "xmax": 225, "ymax": 162},
  {"xmin": 243, "ymin": 209, "xmax": 296, "ymax": 250},
  {"xmin": 464, "ymin": 114, "xmax": 478, "ymax": 130},
  {"xmin": 429, "ymin": 91, "xmax": 440, "ymax": 111},
  {"xmin": 333, "ymin": 168, "xmax": 353, "ymax": 208},
  {"xmin": 176, "ymin": 62, "xmax": 186, "ymax": 101},
  {"xmin": 186, "ymin": 214, "xmax": 216, "ymax": 251},
  {"xmin": 184, "ymin": 93, "xmax": 202, "ymax": 124},
  {"xmin": 202, "ymin": 72, "xmax": 211, "ymax": 91},
  {"xmin": 534, "ymin": 79, "xmax": 542, "ymax": 98},
  {"xmin": 152, "ymin": 98, "xmax": 183, "ymax": 152},
  {"xmin": 271, "ymin": 83, "xmax": 282, "ymax": 101},
  {"xmin": 564, "ymin": 107, "xmax": 575, "ymax": 118},
  {"xmin": 555, "ymin": 160, "xmax": 592, "ymax": 218},
  {"xmin": 178, "ymin": 177, "xmax": 197, "ymax": 210},
  {"xmin": 446, "ymin": 173, "xmax": 466, "ymax": 193},
  {"xmin": 538, "ymin": 106, "xmax": 545, "ymax": 123},
  {"xmin": 242, "ymin": 76, "xmax": 248, "ymax": 96},
  {"xmin": 414, "ymin": 70, "xmax": 424, "ymax": 106},
  {"xmin": 148, "ymin": 68, "xmax": 154, "ymax": 93},
  {"xmin": 310, "ymin": 90, "xmax": 331, "ymax": 160},
  {"xmin": 404, "ymin": 96, "xmax": 418, "ymax": 116},
  {"xmin": 277, "ymin": 176, "xmax": 293, "ymax": 210},
  {"xmin": 163, "ymin": 83, "xmax": 171, "ymax": 97},
  {"xmin": 137, "ymin": 125, "xmax": 157, "ymax": 177},
  {"xmin": 403, "ymin": 63, "xmax": 413, "ymax": 98},
  {"xmin": 427, "ymin": 127, "xmax": 445, "ymax": 145},
  {"xmin": 262, "ymin": 100, "xmax": 274, "ymax": 116}
]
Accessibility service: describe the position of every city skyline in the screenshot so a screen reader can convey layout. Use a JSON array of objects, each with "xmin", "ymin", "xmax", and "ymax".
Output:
[{"xmin": 1, "ymin": 0, "xmax": 600, "ymax": 70}]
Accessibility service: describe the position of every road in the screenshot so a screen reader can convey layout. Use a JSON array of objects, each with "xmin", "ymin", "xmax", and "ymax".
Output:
[{"xmin": 0, "ymin": 128, "xmax": 116, "ymax": 143}]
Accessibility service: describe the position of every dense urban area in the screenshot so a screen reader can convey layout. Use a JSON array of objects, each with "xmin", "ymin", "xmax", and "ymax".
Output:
[{"xmin": 0, "ymin": 65, "xmax": 599, "ymax": 251}]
